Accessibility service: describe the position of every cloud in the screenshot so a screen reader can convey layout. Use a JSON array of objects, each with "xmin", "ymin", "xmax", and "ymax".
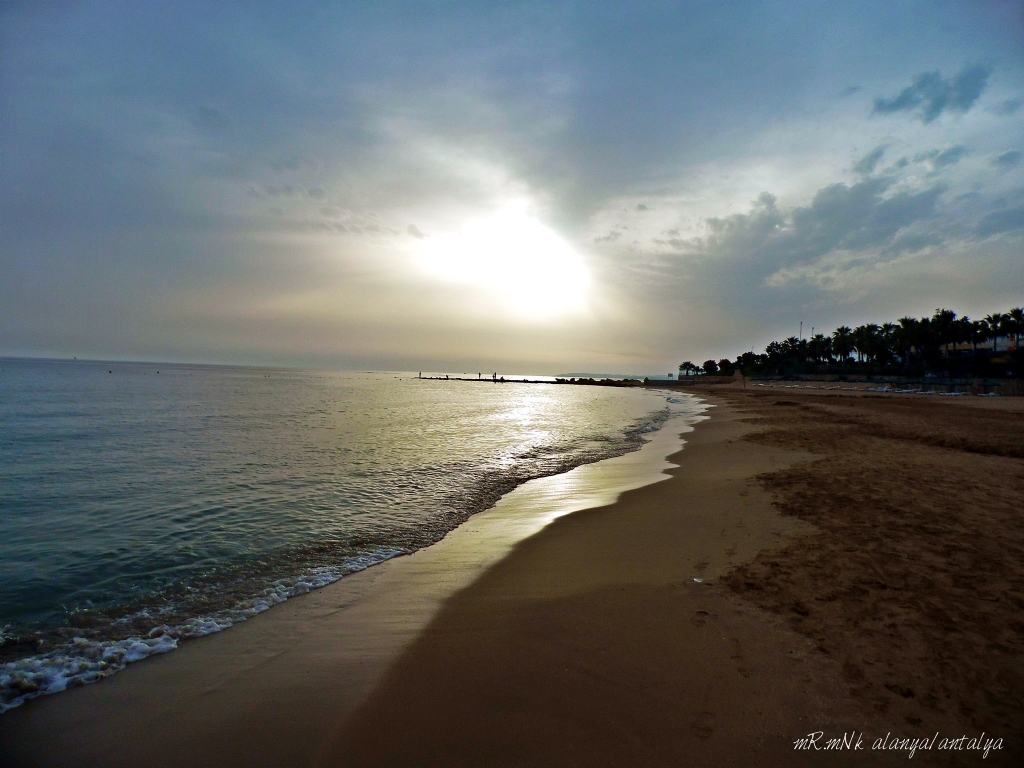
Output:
[
  {"xmin": 407, "ymin": 224, "xmax": 427, "ymax": 239},
  {"xmin": 914, "ymin": 144, "xmax": 968, "ymax": 172},
  {"xmin": 675, "ymin": 177, "xmax": 945, "ymax": 295},
  {"xmin": 872, "ymin": 64, "xmax": 992, "ymax": 123},
  {"xmin": 977, "ymin": 207, "xmax": 1024, "ymax": 238},
  {"xmin": 190, "ymin": 106, "xmax": 230, "ymax": 131},
  {"xmin": 992, "ymin": 150, "xmax": 1022, "ymax": 168},
  {"xmin": 636, "ymin": 203, "xmax": 649, "ymax": 211},
  {"xmin": 4, "ymin": 0, "xmax": 1022, "ymax": 369},
  {"xmin": 933, "ymin": 145, "xmax": 968, "ymax": 169},
  {"xmin": 853, "ymin": 145, "xmax": 886, "ymax": 174},
  {"xmin": 593, "ymin": 230, "xmax": 622, "ymax": 243},
  {"xmin": 988, "ymin": 97, "xmax": 1022, "ymax": 116}
]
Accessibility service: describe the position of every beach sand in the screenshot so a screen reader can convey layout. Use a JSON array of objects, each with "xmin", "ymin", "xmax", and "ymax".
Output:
[
  {"xmin": 718, "ymin": 387, "xmax": 1024, "ymax": 759},
  {"xmin": 2, "ymin": 391, "xmax": 1021, "ymax": 766}
]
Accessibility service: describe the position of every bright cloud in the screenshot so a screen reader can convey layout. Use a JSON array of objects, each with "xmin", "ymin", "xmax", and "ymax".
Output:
[{"xmin": 414, "ymin": 202, "xmax": 590, "ymax": 319}]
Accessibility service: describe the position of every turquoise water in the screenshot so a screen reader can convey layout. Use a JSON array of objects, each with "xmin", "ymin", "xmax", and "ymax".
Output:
[{"xmin": 0, "ymin": 358, "xmax": 682, "ymax": 711}]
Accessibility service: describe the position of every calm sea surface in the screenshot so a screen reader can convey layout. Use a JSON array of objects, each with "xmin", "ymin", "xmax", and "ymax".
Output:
[{"xmin": 0, "ymin": 358, "xmax": 693, "ymax": 711}]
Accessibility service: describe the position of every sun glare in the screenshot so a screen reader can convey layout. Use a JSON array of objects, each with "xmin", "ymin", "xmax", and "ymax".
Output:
[{"xmin": 416, "ymin": 203, "xmax": 590, "ymax": 317}]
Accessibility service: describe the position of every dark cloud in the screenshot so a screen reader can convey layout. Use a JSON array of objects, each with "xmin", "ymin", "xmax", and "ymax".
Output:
[
  {"xmin": 992, "ymin": 150, "xmax": 1022, "ymax": 168},
  {"xmin": 189, "ymin": 106, "xmax": 230, "ymax": 131},
  {"xmin": 915, "ymin": 144, "xmax": 968, "ymax": 171},
  {"xmin": 272, "ymin": 157, "xmax": 304, "ymax": 172},
  {"xmin": 790, "ymin": 179, "xmax": 943, "ymax": 254},
  {"xmin": 677, "ymin": 178, "xmax": 945, "ymax": 295},
  {"xmin": 853, "ymin": 145, "xmax": 886, "ymax": 174},
  {"xmin": 636, "ymin": 203, "xmax": 649, "ymax": 211},
  {"xmin": 977, "ymin": 207, "xmax": 1024, "ymax": 238},
  {"xmin": 988, "ymin": 97, "xmax": 1022, "ymax": 116},
  {"xmin": 407, "ymin": 224, "xmax": 426, "ymax": 239},
  {"xmin": 933, "ymin": 145, "xmax": 968, "ymax": 168},
  {"xmin": 872, "ymin": 64, "xmax": 991, "ymax": 123},
  {"xmin": 594, "ymin": 230, "xmax": 622, "ymax": 243},
  {"xmin": 838, "ymin": 85, "xmax": 861, "ymax": 98}
]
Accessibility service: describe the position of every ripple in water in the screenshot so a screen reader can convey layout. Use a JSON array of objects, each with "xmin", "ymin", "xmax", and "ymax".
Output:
[{"xmin": 0, "ymin": 360, "xmax": 690, "ymax": 711}]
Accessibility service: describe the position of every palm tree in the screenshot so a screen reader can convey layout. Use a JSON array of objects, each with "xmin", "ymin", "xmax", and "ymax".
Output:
[
  {"xmin": 951, "ymin": 316, "xmax": 973, "ymax": 357},
  {"xmin": 932, "ymin": 308, "xmax": 958, "ymax": 355},
  {"xmin": 808, "ymin": 333, "xmax": 831, "ymax": 365},
  {"xmin": 861, "ymin": 324, "xmax": 883, "ymax": 369},
  {"xmin": 896, "ymin": 316, "xmax": 919, "ymax": 366},
  {"xmin": 984, "ymin": 313, "xmax": 1008, "ymax": 351},
  {"xmin": 879, "ymin": 322, "xmax": 897, "ymax": 366},
  {"xmin": 832, "ymin": 326, "xmax": 854, "ymax": 365},
  {"xmin": 851, "ymin": 325, "xmax": 881, "ymax": 366},
  {"xmin": 916, "ymin": 317, "xmax": 938, "ymax": 361},
  {"xmin": 1007, "ymin": 307, "xmax": 1024, "ymax": 349},
  {"xmin": 968, "ymin": 320, "xmax": 987, "ymax": 353},
  {"xmin": 782, "ymin": 336, "xmax": 804, "ymax": 361}
]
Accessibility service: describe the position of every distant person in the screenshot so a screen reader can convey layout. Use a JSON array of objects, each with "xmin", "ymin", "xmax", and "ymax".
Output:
[
  {"xmin": 445, "ymin": 374, "xmax": 449, "ymax": 380},
  {"xmin": 492, "ymin": 372, "xmax": 497, "ymax": 382}
]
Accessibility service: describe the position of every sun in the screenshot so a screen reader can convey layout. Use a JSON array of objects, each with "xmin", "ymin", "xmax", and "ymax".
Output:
[{"xmin": 416, "ymin": 203, "xmax": 590, "ymax": 317}]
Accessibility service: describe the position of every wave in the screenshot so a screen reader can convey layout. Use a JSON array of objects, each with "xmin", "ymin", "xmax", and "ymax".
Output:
[
  {"xmin": 0, "ymin": 398, "xmax": 683, "ymax": 714},
  {"xmin": 0, "ymin": 548, "xmax": 403, "ymax": 713}
]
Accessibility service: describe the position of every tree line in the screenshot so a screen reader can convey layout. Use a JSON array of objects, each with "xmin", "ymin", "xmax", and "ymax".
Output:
[{"xmin": 680, "ymin": 307, "xmax": 1024, "ymax": 379}]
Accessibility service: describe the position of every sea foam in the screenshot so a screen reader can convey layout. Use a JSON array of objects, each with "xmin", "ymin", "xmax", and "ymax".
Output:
[{"xmin": 0, "ymin": 548, "xmax": 404, "ymax": 712}]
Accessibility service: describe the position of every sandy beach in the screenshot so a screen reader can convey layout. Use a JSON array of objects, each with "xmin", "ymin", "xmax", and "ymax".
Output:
[
  {"xmin": 2, "ymin": 390, "xmax": 1021, "ymax": 766},
  {"xmin": 7, "ymin": 3, "xmax": 1021, "ymax": 765}
]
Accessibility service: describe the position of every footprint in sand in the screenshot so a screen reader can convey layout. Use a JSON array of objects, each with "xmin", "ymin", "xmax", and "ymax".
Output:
[
  {"xmin": 728, "ymin": 637, "xmax": 743, "ymax": 661},
  {"xmin": 691, "ymin": 711, "xmax": 715, "ymax": 740},
  {"xmin": 691, "ymin": 609, "xmax": 710, "ymax": 628}
]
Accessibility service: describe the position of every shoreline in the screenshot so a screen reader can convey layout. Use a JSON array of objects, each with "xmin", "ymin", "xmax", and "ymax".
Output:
[
  {"xmin": 0, "ymin": 379, "xmax": 686, "ymax": 715},
  {"xmin": 314, "ymin": 390, "xmax": 1022, "ymax": 767},
  {"xmin": 6, "ymin": 390, "xmax": 1017, "ymax": 766},
  {"xmin": 313, "ymin": 396, "xmax": 882, "ymax": 767},
  {"xmin": 0, "ymin": 395, "xmax": 707, "ymax": 767}
]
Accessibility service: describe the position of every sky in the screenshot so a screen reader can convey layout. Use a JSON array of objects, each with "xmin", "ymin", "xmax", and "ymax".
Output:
[{"xmin": 2, "ymin": 0, "xmax": 1023, "ymax": 373}]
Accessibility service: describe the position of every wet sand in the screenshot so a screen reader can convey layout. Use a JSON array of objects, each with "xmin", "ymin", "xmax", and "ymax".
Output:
[
  {"xmin": 3, "ymin": 392, "xmax": 1020, "ymax": 766},
  {"xmin": 317, "ymin": 391, "xmax": 1022, "ymax": 767},
  {"xmin": 0, "ymin": 403, "xmax": 705, "ymax": 767},
  {"xmin": 315, "ymin": 400, "xmax": 888, "ymax": 767}
]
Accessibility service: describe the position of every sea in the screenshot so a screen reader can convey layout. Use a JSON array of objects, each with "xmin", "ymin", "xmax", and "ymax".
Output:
[{"xmin": 0, "ymin": 358, "xmax": 701, "ymax": 712}]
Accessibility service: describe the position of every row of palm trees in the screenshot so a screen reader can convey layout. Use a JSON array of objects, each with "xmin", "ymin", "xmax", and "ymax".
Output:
[{"xmin": 680, "ymin": 307, "xmax": 1024, "ymax": 377}]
